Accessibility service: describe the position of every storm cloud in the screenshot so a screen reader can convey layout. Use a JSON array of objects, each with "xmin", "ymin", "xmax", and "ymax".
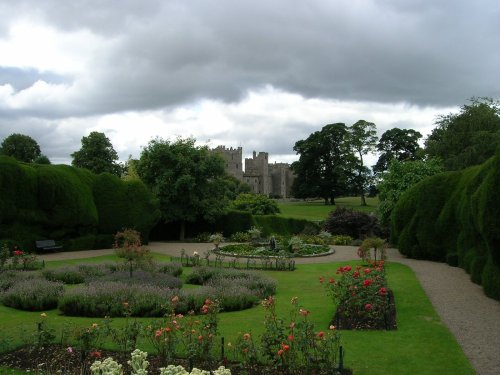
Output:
[{"xmin": 0, "ymin": 0, "xmax": 498, "ymax": 164}]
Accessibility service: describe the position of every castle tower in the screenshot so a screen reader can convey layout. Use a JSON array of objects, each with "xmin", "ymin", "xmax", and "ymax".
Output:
[{"xmin": 212, "ymin": 146, "xmax": 243, "ymax": 180}]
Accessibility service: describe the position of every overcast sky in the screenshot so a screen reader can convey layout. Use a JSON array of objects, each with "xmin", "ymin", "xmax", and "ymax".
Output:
[{"xmin": 0, "ymin": 0, "xmax": 499, "ymax": 167}]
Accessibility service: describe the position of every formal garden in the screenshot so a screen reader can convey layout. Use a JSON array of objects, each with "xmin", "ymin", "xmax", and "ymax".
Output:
[{"xmin": 1, "ymin": 100, "xmax": 499, "ymax": 374}]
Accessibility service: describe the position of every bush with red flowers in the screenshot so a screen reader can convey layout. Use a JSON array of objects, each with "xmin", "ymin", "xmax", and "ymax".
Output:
[{"xmin": 322, "ymin": 262, "xmax": 396, "ymax": 330}]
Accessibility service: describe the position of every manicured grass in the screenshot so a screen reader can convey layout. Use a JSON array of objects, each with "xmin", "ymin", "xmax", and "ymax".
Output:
[
  {"xmin": 278, "ymin": 196, "xmax": 379, "ymax": 221},
  {"xmin": 0, "ymin": 254, "xmax": 473, "ymax": 375}
]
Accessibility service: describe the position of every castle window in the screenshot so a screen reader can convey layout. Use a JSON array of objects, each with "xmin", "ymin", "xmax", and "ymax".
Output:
[{"xmin": 236, "ymin": 164, "xmax": 238, "ymax": 169}]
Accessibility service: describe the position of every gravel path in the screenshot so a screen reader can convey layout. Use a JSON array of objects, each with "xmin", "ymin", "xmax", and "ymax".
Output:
[{"xmin": 39, "ymin": 242, "xmax": 500, "ymax": 375}]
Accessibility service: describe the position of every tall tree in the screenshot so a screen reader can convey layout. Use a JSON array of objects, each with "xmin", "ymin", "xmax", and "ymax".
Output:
[
  {"xmin": 71, "ymin": 131, "xmax": 122, "ymax": 176},
  {"xmin": 292, "ymin": 123, "xmax": 356, "ymax": 205},
  {"xmin": 0, "ymin": 133, "xmax": 41, "ymax": 162},
  {"xmin": 137, "ymin": 137, "xmax": 231, "ymax": 240},
  {"xmin": 373, "ymin": 128, "xmax": 422, "ymax": 173},
  {"xmin": 348, "ymin": 120, "xmax": 378, "ymax": 206},
  {"xmin": 425, "ymin": 97, "xmax": 500, "ymax": 170}
]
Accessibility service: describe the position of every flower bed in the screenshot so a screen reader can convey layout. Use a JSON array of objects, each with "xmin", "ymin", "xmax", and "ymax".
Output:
[
  {"xmin": 216, "ymin": 243, "xmax": 332, "ymax": 258},
  {"xmin": 322, "ymin": 261, "xmax": 397, "ymax": 330}
]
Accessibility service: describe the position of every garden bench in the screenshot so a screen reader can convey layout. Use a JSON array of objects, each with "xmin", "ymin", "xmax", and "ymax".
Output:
[{"xmin": 35, "ymin": 239, "xmax": 62, "ymax": 252}]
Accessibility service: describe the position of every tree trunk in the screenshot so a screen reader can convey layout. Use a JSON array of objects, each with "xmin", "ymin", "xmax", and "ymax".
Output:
[
  {"xmin": 324, "ymin": 197, "xmax": 329, "ymax": 205},
  {"xmin": 360, "ymin": 193, "xmax": 367, "ymax": 206},
  {"xmin": 179, "ymin": 221, "xmax": 186, "ymax": 241},
  {"xmin": 330, "ymin": 196, "xmax": 336, "ymax": 205}
]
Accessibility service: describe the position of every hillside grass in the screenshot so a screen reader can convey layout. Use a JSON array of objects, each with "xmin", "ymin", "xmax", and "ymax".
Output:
[
  {"xmin": 277, "ymin": 196, "xmax": 379, "ymax": 221},
  {"xmin": 0, "ymin": 252, "xmax": 473, "ymax": 375}
]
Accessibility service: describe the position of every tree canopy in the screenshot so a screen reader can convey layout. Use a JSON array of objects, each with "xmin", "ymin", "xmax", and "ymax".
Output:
[
  {"xmin": 425, "ymin": 97, "xmax": 500, "ymax": 170},
  {"xmin": 377, "ymin": 158, "xmax": 444, "ymax": 226},
  {"xmin": 137, "ymin": 137, "xmax": 232, "ymax": 239},
  {"xmin": 231, "ymin": 193, "xmax": 280, "ymax": 215},
  {"xmin": 0, "ymin": 133, "xmax": 41, "ymax": 163},
  {"xmin": 71, "ymin": 131, "xmax": 122, "ymax": 176},
  {"xmin": 292, "ymin": 123, "xmax": 356, "ymax": 205},
  {"xmin": 373, "ymin": 128, "xmax": 422, "ymax": 173}
]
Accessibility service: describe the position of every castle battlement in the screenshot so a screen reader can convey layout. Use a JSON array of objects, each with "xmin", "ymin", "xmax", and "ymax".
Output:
[{"xmin": 213, "ymin": 146, "xmax": 295, "ymax": 198}]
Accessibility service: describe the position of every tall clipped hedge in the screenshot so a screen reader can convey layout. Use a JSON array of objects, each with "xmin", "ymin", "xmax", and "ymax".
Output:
[
  {"xmin": 0, "ymin": 156, "xmax": 159, "ymax": 250},
  {"xmin": 391, "ymin": 149, "xmax": 500, "ymax": 300}
]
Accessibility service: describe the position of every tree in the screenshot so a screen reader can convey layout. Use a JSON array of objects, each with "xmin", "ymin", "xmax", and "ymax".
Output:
[
  {"xmin": 377, "ymin": 158, "xmax": 443, "ymax": 226},
  {"xmin": 373, "ymin": 128, "xmax": 422, "ymax": 173},
  {"xmin": 0, "ymin": 133, "xmax": 41, "ymax": 162},
  {"xmin": 71, "ymin": 131, "xmax": 122, "ymax": 176},
  {"xmin": 348, "ymin": 120, "xmax": 378, "ymax": 206},
  {"xmin": 292, "ymin": 123, "xmax": 356, "ymax": 205},
  {"xmin": 137, "ymin": 137, "xmax": 231, "ymax": 240},
  {"xmin": 33, "ymin": 155, "xmax": 51, "ymax": 164},
  {"xmin": 425, "ymin": 97, "xmax": 500, "ymax": 170}
]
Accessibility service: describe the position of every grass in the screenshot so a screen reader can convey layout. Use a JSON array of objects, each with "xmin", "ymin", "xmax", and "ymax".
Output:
[
  {"xmin": 0, "ymin": 253, "xmax": 474, "ymax": 375},
  {"xmin": 277, "ymin": 196, "xmax": 379, "ymax": 221}
]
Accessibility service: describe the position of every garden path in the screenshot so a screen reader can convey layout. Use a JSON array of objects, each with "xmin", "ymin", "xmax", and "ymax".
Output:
[{"xmin": 39, "ymin": 242, "xmax": 500, "ymax": 375}]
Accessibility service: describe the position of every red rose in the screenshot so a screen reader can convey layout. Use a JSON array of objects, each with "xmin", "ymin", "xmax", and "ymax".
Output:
[
  {"xmin": 365, "ymin": 303, "xmax": 372, "ymax": 311},
  {"xmin": 379, "ymin": 287, "xmax": 387, "ymax": 296},
  {"xmin": 343, "ymin": 265, "xmax": 352, "ymax": 272},
  {"xmin": 363, "ymin": 279, "xmax": 372, "ymax": 287}
]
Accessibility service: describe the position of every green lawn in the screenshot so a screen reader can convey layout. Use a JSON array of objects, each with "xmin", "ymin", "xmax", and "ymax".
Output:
[
  {"xmin": 0, "ymin": 254, "xmax": 473, "ymax": 375},
  {"xmin": 278, "ymin": 196, "xmax": 379, "ymax": 221}
]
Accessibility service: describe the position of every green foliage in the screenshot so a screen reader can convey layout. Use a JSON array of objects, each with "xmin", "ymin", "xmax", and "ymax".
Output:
[
  {"xmin": 33, "ymin": 154, "xmax": 51, "ymax": 164},
  {"xmin": 292, "ymin": 123, "xmax": 356, "ymax": 203},
  {"xmin": 253, "ymin": 215, "xmax": 317, "ymax": 237},
  {"xmin": 1, "ymin": 279, "xmax": 64, "ymax": 311},
  {"xmin": 231, "ymin": 193, "xmax": 280, "ymax": 215},
  {"xmin": 426, "ymin": 97, "xmax": 500, "ymax": 171},
  {"xmin": 0, "ymin": 157, "xmax": 158, "ymax": 247},
  {"xmin": 0, "ymin": 133, "xmax": 41, "ymax": 162},
  {"xmin": 374, "ymin": 128, "xmax": 423, "ymax": 173},
  {"xmin": 71, "ymin": 131, "xmax": 122, "ymax": 176},
  {"xmin": 392, "ymin": 147, "xmax": 500, "ymax": 300},
  {"xmin": 137, "ymin": 137, "xmax": 232, "ymax": 240},
  {"xmin": 377, "ymin": 158, "xmax": 444, "ymax": 226}
]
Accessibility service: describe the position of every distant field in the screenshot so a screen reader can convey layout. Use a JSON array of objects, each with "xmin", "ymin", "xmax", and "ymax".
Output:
[{"xmin": 277, "ymin": 196, "xmax": 379, "ymax": 221}]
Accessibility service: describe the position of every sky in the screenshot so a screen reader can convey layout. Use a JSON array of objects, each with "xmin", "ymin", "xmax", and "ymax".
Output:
[{"xmin": 0, "ymin": 0, "xmax": 499, "ymax": 168}]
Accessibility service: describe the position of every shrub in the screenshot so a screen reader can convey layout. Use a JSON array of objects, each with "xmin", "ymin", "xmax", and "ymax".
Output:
[
  {"xmin": 470, "ymin": 256, "xmax": 487, "ymax": 284},
  {"xmin": 58, "ymin": 281, "xmax": 182, "ymax": 317},
  {"xmin": 324, "ymin": 207, "xmax": 378, "ymax": 239},
  {"xmin": 93, "ymin": 270, "xmax": 183, "ymax": 289},
  {"xmin": 2, "ymin": 279, "xmax": 64, "ymax": 311},
  {"xmin": 231, "ymin": 193, "xmax": 280, "ymax": 215},
  {"xmin": 42, "ymin": 266, "xmax": 86, "ymax": 284},
  {"xmin": 446, "ymin": 253, "xmax": 459, "ymax": 267},
  {"xmin": 229, "ymin": 231, "xmax": 251, "ymax": 242},
  {"xmin": 156, "ymin": 262, "xmax": 183, "ymax": 277}
]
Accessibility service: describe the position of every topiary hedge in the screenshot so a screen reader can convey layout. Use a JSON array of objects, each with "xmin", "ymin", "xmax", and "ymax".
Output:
[
  {"xmin": 391, "ymin": 147, "xmax": 500, "ymax": 300},
  {"xmin": 0, "ymin": 157, "xmax": 159, "ymax": 249}
]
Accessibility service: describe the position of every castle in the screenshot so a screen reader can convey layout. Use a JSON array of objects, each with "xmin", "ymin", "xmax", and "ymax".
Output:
[{"xmin": 213, "ymin": 146, "xmax": 295, "ymax": 198}]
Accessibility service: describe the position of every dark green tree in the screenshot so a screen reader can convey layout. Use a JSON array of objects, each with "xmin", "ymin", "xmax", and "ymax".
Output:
[
  {"xmin": 425, "ymin": 97, "xmax": 500, "ymax": 170},
  {"xmin": 33, "ymin": 155, "xmax": 51, "ymax": 164},
  {"xmin": 137, "ymin": 137, "xmax": 231, "ymax": 240},
  {"xmin": 0, "ymin": 133, "xmax": 41, "ymax": 162},
  {"xmin": 377, "ymin": 158, "xmax": 443, "ymax": 226},
  {"xmin": 292, "ymin": 123, "xmax": 356, "ymax": 205},
  {"xmin": 71, "ymin": 131, "xmax": 122, "ymax": 176},
  {"xmin": 373, "ymin": 128, "xmax": 422, "ymax": 173},
  {"xmin": 348, "ymin": 120, "xmax": 378, "ymax": 206}
]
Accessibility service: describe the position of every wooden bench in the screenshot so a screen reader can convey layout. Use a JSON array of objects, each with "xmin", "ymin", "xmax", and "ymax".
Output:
[{"xmin": 35, "ymin": 240, "xmax": 62, "ymax": 252}]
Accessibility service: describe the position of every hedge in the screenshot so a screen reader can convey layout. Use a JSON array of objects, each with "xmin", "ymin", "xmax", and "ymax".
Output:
[
  {"xmin": 0, "ymin": 156, "xmax": 159, "ymax": 249},
  {"xmin": 391, "ymin": 148, "xmax": 500, "ymax": 300}
]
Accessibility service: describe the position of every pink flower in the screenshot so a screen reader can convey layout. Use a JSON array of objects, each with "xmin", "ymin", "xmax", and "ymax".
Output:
[
  {"xmin": 343, "ymin": 265, "xmax": 352, "ymax": 272},
  {"xmin": 328, "ymin": 277, "xmax": 335, "ymax": 284},
  {"xmin": 379, "ymin": 287, "xmax": 388, "ymax": 296},
  {"xmin": 319, "ymin": 277, "xmax": 324, "ymax": 283},
  {"xmin": 365, "ymin": 303, "xmax": 372, "ymax": 311},
  {"xmin": 66, "ymin": 347, "xmax": 73, "ymax": 353},
  {"xmin": 363, "ymin": 279, "xmax": 372, "ymax": 287},
  {"xmin": 364, "ymin": 268, "xmax": 371, "ymax": 274},
  {"xmin": 316, "ymin": 331, "xmax": 325, "ymax": 338}
]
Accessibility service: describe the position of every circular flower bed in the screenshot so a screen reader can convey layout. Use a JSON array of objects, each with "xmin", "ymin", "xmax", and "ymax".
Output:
[{"xmin": 215, "ymin": 243, "xmax": 333, "ymax": 258}]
